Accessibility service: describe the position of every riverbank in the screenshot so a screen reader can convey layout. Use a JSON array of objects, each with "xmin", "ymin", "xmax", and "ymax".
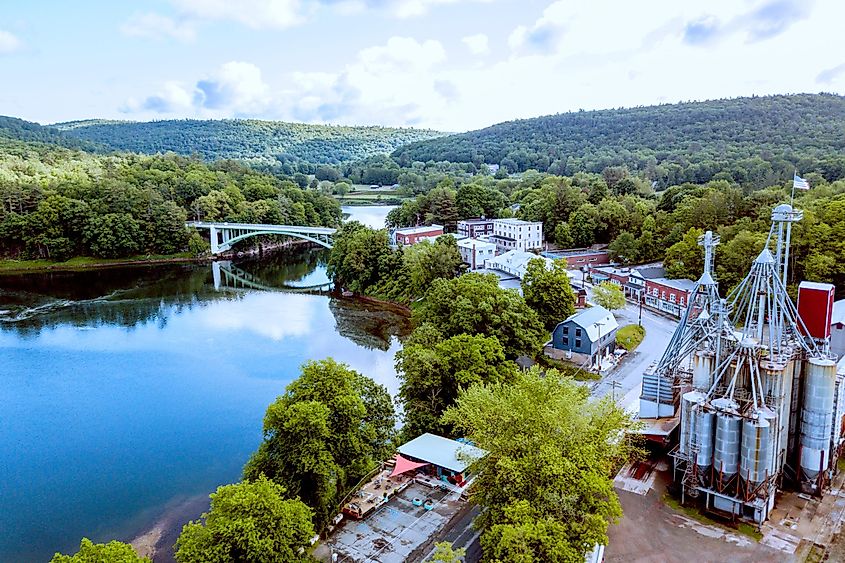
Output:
[
  {"xmin": 0, "ymin": 240, "xmax": 318, "ymax": 275},
  {"xmin": 0, "ymin": 253, "xmax": 205, "ymax": 274},
  {"xmin": 130, "ymin": 494, "xmax": 211, "ymax": 562}
]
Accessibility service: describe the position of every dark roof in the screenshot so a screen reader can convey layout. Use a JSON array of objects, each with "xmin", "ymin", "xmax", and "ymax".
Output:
[{"xmin": 632, "ymin": 265, "xmax": 665, "ymax": 279}]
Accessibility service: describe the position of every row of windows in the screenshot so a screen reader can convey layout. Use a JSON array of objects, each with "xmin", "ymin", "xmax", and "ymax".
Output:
[
  {"xmin": 561, "ymin": 326, "xmax": 582, "ymax": 337},
  {"xmin": 561, "ymin": 337, "xmax": 583, "ymax": 348}
]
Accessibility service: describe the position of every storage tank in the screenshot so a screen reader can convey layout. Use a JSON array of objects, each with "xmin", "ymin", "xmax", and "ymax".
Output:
[
  {"xmin": 693, "ymin": 351, "xmax": 714, "ymax": 392},
  {"xmin": 800, "ymin": 358, "xmax": 837, "ymax": 486},
  {"xmin": 680, "ymin": 391, "xmax": 702, "ymax": 456},
  {"xmin": 693, "ymin": 405, "xmax": 716, "ymax": 480},
  {"xmin": 741, "ymin": 413, "xmax": 771, "ymax": 487},
  {"xmin": 712, "ymin": 398, "xmax": 741, "ymax": 482}
]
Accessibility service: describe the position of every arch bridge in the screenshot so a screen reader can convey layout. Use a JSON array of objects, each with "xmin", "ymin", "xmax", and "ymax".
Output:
[{"xmin": 187, "ymin": 221, "xmax": 336, "ymax": 254}]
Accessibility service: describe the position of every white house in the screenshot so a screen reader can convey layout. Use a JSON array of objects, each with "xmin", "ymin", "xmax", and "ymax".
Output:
[
  {"xmin": 457, "ymin": 238, "xmax": 497, "ymax": 270},
  {"xmin": 490, "ymin": 218, "xmax": 543, "ymax": 253},
  {"xmin": 484, "ymin": 249, "xmax": 555, "ymax": 279}
]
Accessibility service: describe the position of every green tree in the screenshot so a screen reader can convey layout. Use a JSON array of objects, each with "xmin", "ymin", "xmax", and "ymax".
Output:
[
  {"xmin": 554, "ymin": 222, "xmax": 574, "ymax": 248},
  {"xmin": 414, "ymin": 273, "xmax": 546, "ymax": 358},
  {"xmin": 85, "ymin": 213, "xmax": 142, "ymax": 258},
  {"xmin": 569, "ymin": 204, "xmax": 598, "ymax": 247},
  {"xmin": 244, "ymin": 359, "xmax": 395, "ymax": 528},
  {"xmin": 403, "ymin": 235, "xmax": 463, "ymax": 298},
  {"xmin": 664, "ymin": 227, "xmax": 705, "ymax": 280},
  {"xmin": 608, "ymin": 231, "xmax": 638, "ymax": 265},
  {"xmin": 521, "ymin": 258, "xmax": 576, "ymax": 331},
  {"xmin": 430, "ymin": 541, "xmax": 466, "ymax": 563},
  {"xmin": 591, "ymin": 282, "xmax": 626, "ymax": 311},
  {"xmin": 397, "ymin": 327, "xmax": 518, "ymax": 439},
  {"xmin": 175, "ymin": 476, "xmax": 315, "ymax": 563},
  {"xmin": 442, "ymin": 368, "xmax": 635, "ymax": 563},
  {"xmin": 51, "ymin": 539, "xmax": 149, "ymax": 563},
  {"xmin": 715, "ymin": 230, "xmax": 767, "ymax": 290}
]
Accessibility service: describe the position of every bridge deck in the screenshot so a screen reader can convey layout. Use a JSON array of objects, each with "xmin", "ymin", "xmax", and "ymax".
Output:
[{"xmin": 187, "ymin": 221, "xmax": 336, "ymax": 234}]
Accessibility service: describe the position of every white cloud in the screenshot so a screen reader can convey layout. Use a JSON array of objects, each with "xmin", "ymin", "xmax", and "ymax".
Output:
[
  {"xmin": 390, "ymin": 0, "xmax": 491, "ymax": 19},
  {"xmin": 119, "ymin": 1, "xmax": 845, "ymax": 133},
  {"xmin": 120, "ymin": 13, "xmax": 197, "ymax": 41},
  {"xmin": 124, "ymin": 61, "xmax": 270, "ymax": 117},
  {"xmin": 0, "ymin": 30, "xmax": 21, "ymax": 54},
  {"xmin": 462, "ymin": 33, "xmax": 489, "ymax": 55},
  {"xmin": 172, "ymin": 0, "xmax": 306, "ymax": 29}
]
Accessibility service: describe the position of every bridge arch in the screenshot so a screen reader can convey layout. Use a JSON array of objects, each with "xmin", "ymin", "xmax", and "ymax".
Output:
[{"xmin": 220, "ymin": 230, "xmax": 333, "ymax": 252}]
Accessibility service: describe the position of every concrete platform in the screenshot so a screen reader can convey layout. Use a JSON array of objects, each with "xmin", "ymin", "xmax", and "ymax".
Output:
[{"xmin": 318, "ymin": 481, "xmax": 466, "ymax": 563}]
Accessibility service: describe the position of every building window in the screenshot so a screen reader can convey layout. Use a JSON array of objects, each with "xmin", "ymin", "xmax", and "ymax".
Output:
[
  {"xmin": 562, "ymin": 337, "xmax": 569, "ymax": 346},
  {"xmin": 575, "ymin": 328, "xmax": 582, "ymax": 337},
  {"xmin": 563, "ymin": 326, "xmax": 569, "ymax": 335},
  {"xmin": 575, "ymin": 339, "xmax": 582, "ymax": 348},
  {"xmin": 661, "ymin": 291, "xmax": 666, "ymax": 300},
  {"xmin": 670, "ymin": 294, "xmax": 676, "ymax": 303},
  {"xmin": 680, "ymin": 297, "xmax": 685, "ymax": 307}
]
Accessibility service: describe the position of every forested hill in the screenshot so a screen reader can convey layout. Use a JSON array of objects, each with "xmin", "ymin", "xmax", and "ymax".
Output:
[
  {"xmin": 391, "ymin": 94, "xmax": 845, "ymax": 186},
  {"xmin": 53, "ymin": 119, "xmax": 445, "ymax": 165},
  {"xmin": 0, "ymin": 116, "xmax": 100, "ymax": 152}
]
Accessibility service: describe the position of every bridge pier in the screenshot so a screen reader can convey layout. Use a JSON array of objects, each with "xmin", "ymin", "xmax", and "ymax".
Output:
[{"xmin": 209, "ymin": 226, "xmax": 220, "ymax": 254}]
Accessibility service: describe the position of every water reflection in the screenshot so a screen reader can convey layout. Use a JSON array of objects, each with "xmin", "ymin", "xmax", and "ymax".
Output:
[{"xmin": 0, "ymin": 247, "xmax": 409, "ymax": 562}]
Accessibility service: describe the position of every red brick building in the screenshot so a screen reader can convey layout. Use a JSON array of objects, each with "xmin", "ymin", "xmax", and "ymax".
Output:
[
  {"xmin": 549, "ymin": 249, "xmax": 610, "ymax": 268},
  {"xmin": 644, "ymin": 277, "xmax": 697, "ymax": 318},
  {"xmin": 392, "ymin": 224, "xmax": 444, "ymax": 246}
]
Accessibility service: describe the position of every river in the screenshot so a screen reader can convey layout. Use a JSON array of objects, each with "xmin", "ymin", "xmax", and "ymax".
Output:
[{"xmin": 0, "ymin": 206, "xmax": 399, "ymax": 562}]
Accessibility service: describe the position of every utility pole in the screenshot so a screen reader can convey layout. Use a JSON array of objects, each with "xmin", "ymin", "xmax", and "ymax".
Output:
[
  {"xmin": 638, "ymin": 292, "xmax": 644, "ymax": 327},
  {"xmin": 610, "ymin": 380, "xmax": 621, "ymax": 402}
]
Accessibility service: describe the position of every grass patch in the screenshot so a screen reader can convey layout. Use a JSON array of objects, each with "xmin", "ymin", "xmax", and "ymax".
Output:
[
  {"xmin": 535, "ymin": 354, "xmax": 600, "ymax": 381},
  {"xmin": 616, "ymin": 324, "xmax": 646, "ymax": 351},
  {"xmin": 662, "ymin": 494, "xmax": 763, "ymax": 541},
  {"xmin": 0, "ymin": 253, "xmax": 195, "ymax": 273}
]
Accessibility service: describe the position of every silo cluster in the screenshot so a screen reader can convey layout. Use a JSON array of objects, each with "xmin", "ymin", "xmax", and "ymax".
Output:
[{"xmin": 659, "ymin": 206, "xmax": 844, "ymax": 524}]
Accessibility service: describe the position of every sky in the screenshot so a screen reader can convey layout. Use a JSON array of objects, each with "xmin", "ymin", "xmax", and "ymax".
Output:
[{"xmin": 1, "ymin": 0, "xmax": 845, "ymax": 132}]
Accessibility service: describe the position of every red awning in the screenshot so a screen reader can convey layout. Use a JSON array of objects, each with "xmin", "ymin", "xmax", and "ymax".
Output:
[{"xmin": 390, "ymin": 454, "xmax": 429, "ymax": 477}]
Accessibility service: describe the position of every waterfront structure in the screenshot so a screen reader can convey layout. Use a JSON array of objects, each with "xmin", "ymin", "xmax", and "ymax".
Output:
[
  {"xmin": 546, "ymin": 305, "xmax": 618, "ymax": 368},
  {"xmin": 397, "ymin": 433, "xmax": 487, "ymax": 483},
  {"xmin": 392, "ymin": 224, "xmax": 444, "ymax": 246},
  {"xmin": 457, "ymin": 238, "xmax": 497, "ymax": 270},
  {"xmin": 484, "ymin": 249, "xmax": 555, "ymax": 279},
  {"xmin": 636, "ymin": 208, "xmax": 843, "ymax": 525},
  {"xmin": 457, "ymin": 218, "xmax": 495, "ymax": 239},
  {"xmin": 490, "ymin": 218, "xmax": 543, "ymax": 252}
]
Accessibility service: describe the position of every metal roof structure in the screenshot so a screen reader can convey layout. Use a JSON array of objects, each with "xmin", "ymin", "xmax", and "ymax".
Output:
[
  {"xmin": 559, "ymin": 305, "xmax": 618, "ymax": 342},
  {"xmin": 397, "ymin": 433, "xmax": 487, "ymax": 473}
]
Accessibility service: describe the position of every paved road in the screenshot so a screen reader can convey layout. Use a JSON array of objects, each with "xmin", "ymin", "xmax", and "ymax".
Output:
[{"xmin": 584, "ymin": 286, "xmax": 678, "ymax": 411}]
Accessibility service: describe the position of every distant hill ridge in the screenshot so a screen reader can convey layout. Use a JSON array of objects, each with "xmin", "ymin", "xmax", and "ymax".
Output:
[
  {"xmin": 0, "ymin": 116, "xmax": 101, "ymax": 152},
  {"xmin": 51, "ymin": 118, "xmax": 446, "ymax": 164},
  {"xmin": 391, "ymin": 93, "xmax": 845, "ymax": 175}
]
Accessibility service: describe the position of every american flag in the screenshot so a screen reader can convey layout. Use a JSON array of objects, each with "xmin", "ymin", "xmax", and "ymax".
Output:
[{"xmin": 793, "ymin": 173, "xmax": 810, "ymax": 190}]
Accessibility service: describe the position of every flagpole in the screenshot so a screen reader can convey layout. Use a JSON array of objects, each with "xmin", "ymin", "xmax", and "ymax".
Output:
[{"xmin": 791, "ymin": 169, "xmax": 796, "ymax": 207}]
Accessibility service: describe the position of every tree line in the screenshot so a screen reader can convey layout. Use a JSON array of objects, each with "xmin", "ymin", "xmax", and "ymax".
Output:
[
  {"xmin": 0, "ymin": 146, "xmax": 341, "ymax": 261},
  {"xmin": 391, "ymin": 94, "xmax": 845, "ymax": 190}
]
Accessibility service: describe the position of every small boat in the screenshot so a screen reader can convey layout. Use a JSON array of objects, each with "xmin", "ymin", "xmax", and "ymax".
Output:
[
  {"xmin": 423, "ymin": 499, "xmax": 434, "ymax": 511},
  {"xmin": 412, "ymin": 497, "xmax": 423, "ymax": 507}
]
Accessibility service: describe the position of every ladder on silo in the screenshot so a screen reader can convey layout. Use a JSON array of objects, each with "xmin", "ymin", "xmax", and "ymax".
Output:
[{"xmin": 684, "ymin": 443, "xmax": 701, "ymax": 499}]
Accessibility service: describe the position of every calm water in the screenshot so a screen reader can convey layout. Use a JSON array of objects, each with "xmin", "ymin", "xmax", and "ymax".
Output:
[{"xmin": 0, "ymin": 206, "xmax": 403, "ymax": 561}]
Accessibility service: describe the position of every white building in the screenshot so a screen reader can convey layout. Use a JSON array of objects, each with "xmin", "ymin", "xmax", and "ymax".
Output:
[
  {"xmin": 490, "ymin": 218, "xmax": 543, "ymax": 252},
  {"xmin": 832, "ymin": 300, "xmax": 845, "ymax": 359},
  {"xmin": 457, "ymin": 238, "xmax": 497, "ymax": 270},
  {"xmin": 484, "ymin": 249, "xmax": 555, "ymax": 279}
]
